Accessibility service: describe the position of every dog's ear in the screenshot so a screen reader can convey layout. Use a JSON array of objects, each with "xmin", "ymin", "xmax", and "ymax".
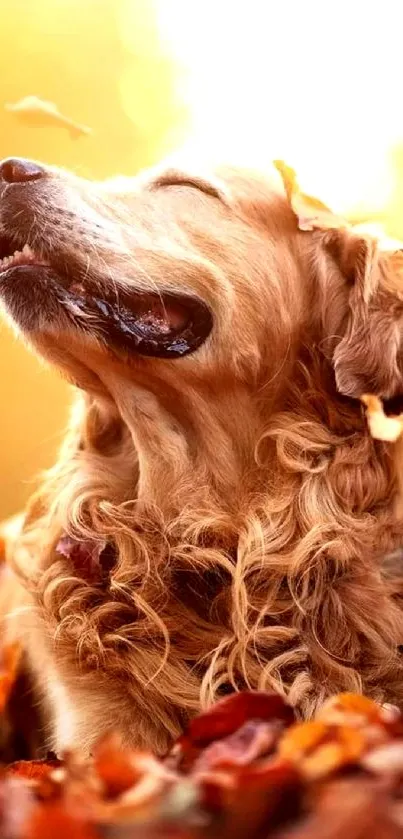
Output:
[{"xmin": 274, "ymin": 160, "xmax": 403, "ymax": 399}]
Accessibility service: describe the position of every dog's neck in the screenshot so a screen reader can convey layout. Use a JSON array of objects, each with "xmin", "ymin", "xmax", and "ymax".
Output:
[{"xmin": 71, "ymin": 344, "xmax": 400, "ymax": 547}]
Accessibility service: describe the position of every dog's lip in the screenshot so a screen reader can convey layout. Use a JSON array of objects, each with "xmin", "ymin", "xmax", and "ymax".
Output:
[
  {"xmin": 0, "ymin": 232, "xmax": 80, "ymax": 291},
  {"xmin": 0, "ymin": 231, "xmax": 68, "ymax": 283},
  {"xmin": 0, "ymin": 235, "xmax": 185, "ymax": 324}
]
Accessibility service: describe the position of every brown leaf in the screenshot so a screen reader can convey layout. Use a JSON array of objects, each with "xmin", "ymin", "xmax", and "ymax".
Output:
[
  {"xmin": 275, "ymin": 777, "xmax": 403, "ymax": 839},
  {"xmin": 201, "ymin": 758, "xmax": 300, "ymax": 839}
]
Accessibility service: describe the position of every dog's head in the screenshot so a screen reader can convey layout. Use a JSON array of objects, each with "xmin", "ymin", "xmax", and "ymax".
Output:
[
  {"xmin": 0, "ymin": 155, "xmax": 402, "ymax": 411},
  {"xmin": 0, "ymin": 157, "xmax": 303, "ymax": 398}
]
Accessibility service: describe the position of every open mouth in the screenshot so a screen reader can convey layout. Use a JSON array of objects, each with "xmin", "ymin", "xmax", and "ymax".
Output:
[{"xmin": 0, "ymin": 233, "xmax": 213, "ymax": 358}]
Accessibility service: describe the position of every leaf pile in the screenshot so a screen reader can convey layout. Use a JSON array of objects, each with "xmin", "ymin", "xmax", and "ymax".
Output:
[{"xmin": 1, "ymin": 688, "xmax": 403, "ymax": 838}]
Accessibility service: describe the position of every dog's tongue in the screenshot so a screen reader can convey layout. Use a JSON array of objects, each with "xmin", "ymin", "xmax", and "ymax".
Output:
[{"xmin": 64, "ymin": 283, "xmax": 213, "ymax": 358}]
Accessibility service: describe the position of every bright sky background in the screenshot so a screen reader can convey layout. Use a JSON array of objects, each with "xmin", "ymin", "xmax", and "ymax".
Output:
[{"xmin": 152, "ymin": 0, "xmax": 403, "ymax": 227}]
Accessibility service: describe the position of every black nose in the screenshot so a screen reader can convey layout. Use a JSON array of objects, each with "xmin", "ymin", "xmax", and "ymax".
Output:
[{"xmin": 0, "ymin": 157, "xmax": 46, "ymax": 184}]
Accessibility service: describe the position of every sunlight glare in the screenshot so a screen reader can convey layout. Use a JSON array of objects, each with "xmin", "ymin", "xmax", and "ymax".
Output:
[{"xmin": 153, "ymin": 0, "xmax": 403, "ymax": 220}]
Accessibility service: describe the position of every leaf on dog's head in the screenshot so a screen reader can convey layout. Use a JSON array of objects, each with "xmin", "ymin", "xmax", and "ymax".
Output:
[{"xmin": 274, "ymin": 159, "xmax": 348, "ymax": 232}]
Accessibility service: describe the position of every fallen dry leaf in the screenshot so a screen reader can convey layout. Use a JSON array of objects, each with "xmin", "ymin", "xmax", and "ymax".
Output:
[
  {"xmin": 1, "ymin": 687, "xmax": 403, "ymax": 838},
  {"xmin": 278, "ymin": 719, "xmax": 364, "ymax": 779}
]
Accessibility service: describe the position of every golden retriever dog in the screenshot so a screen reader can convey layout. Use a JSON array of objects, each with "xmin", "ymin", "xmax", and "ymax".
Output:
[{"xmin": 1, "ymin": 154, "xmax": 403, "ymax": 756}]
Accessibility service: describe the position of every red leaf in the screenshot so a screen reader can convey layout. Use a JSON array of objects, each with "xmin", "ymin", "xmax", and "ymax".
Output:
[{"xmin": 186, "ymin": 692, "xmax": 294, "ymax": 747}]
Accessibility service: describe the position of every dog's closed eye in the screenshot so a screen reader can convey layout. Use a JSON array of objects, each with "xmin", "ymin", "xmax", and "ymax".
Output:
[{"xmin": 148, "ymin": 168, "xmax": 228, "ymax": 203}]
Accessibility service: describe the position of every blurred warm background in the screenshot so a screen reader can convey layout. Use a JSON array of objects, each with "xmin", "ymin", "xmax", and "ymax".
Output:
[{"xmin": 1, "ymin": 0, "xmax": 403, "ymax": 517}]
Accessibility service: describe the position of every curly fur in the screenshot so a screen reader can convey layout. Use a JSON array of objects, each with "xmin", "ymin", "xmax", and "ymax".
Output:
[{"xmin": 2, "ymin": 158, "xmax": 403, "ymax": 755}]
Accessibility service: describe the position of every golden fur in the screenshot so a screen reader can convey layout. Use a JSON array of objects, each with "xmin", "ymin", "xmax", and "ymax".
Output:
[{"xmin": 2, "ymin": 158, "xmax": 403, "ymax": 755}]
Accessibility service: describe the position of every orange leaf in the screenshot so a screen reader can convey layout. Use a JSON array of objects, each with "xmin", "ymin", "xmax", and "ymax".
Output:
[
  {"xmin": 278, "ymin": 721, "xmax": 364, "ymax": 779},
  {"xmin": 278, "ymin": 721, "xmax": 328, "ymax": 761},
  {"xmin": 318, "ymin": 693, "xmax": 385, "ymax": 724}
]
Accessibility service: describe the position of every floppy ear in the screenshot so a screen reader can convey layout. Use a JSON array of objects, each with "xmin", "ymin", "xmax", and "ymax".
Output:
[{"xmin": 274, "ymin": 160, "xmax": 403, "ymax": 399}]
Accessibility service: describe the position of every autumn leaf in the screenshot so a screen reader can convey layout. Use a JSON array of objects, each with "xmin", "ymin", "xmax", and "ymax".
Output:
[
  {"xmin": 185, "ymin": 691, "xmax": 294, "ymax": 748},
  {"xmin": 1, "ymin": 690, "xmax": 403, "ymax": 838}
]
